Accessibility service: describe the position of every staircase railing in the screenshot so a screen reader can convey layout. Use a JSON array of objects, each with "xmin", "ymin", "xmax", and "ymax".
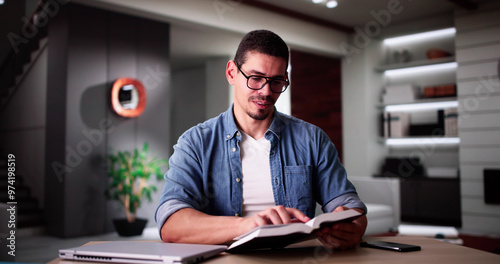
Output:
[{"xmin": 0, "ymin": 0, "xmax": 49, "ymax": 112}]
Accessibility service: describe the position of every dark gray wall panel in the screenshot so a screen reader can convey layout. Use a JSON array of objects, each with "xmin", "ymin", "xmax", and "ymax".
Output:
[{"xmin": 45, "ymin": 3, "xmax": 170, "ymax": 238}]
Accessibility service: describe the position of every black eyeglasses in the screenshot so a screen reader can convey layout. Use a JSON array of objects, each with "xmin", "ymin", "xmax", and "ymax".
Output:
[{"xmin": 236, "ymin": 64, "xmax": 289, "ymax": 93}]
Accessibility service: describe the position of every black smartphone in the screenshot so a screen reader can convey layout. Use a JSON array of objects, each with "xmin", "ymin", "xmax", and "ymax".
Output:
[{"xmin": 360, "ymin": 241, "xmax": 421, "ymax": 252}]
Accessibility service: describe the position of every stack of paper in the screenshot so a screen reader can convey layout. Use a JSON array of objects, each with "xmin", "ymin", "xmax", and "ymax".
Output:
[{"xmin": 382, "ymin": 84, "xmax": 420, "ymax": 104}]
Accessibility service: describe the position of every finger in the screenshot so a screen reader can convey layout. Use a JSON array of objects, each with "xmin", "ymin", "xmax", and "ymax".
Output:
[
  {"xmin": 333, "ymin": 206, "xmax": 349, "ymax": 212},
  {"xmin": 332, "ymin": 222, "xmax": 356, "ymax": 233},
  {"xmin": 320, "ymin": 226, "xmax": 349, "ymax": 241},
  {"xmin": 274, "ymin": 206, "xmax": 293, "ymax": 224},
  {"xmin": 285, "ymin": 207, "xmax": 310, "ymax": 223},
  {"xmin": 264, "ymin": 208, "xmax": 285, "ymax": 225},
  {"xmin": 318, "ymin": 226, "xmax": 354, "ymax": 247},
  {"xmin": 252, "ymin": 214, "xmax": 268, "ymax": 227},
  {"xmin": 329, "ymin": 229, "xmax": 352, "ymax": 242},
  {"xmin": 317, "ymin": 232, "xmax": 343, "ymax": 250},
  {"xmin": 318, "ymin": 223, "xmax": 362, "ymax": 250}
]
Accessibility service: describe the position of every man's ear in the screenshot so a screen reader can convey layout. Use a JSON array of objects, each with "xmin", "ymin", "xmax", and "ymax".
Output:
[{"xmin": 226, "ymin": 60, "xmax": 236, "ymax": 85}]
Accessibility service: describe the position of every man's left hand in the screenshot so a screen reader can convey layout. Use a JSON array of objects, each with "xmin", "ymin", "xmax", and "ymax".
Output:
[{"xmin": 316, "ymin": 206, "xmax": 367, "ymax": 250}]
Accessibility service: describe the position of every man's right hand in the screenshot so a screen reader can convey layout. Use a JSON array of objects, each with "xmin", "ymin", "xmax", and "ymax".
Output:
[
  {"xmin": 241, "ymin": 205, "xmax": 311, "ymax": 232},
  {"xmin": 161, "ymin": 206, "xmax": 310, "ymax": 245}
]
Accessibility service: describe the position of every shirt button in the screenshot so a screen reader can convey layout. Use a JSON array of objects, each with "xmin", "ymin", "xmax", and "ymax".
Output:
[
  {"xmin": 235, "ymin": 213, "xmax": 240, "ymax": 217},
  {"xmin": 232, "ymin": 147, "xmax": 236, "ymax": 152},
  {"xmin": 236, "ymin": 178, "xmax": 241, "ymax": 182},
  {"xmin": 226, "ymin": 134, "xmax": 231, "ymax": 139},
  {"xmin": 236, "ymin": 132, "xmax": 240, "ymax": 136}
]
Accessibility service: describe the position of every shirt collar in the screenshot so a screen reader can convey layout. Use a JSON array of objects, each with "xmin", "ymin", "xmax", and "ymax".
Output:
[
  {"xmin": 224, "ymin": 104, "xmax": 240, "ymax": 141},
  {"xmin": 267, "ymin": 109, "xmax": 282, "ymax": 140}
]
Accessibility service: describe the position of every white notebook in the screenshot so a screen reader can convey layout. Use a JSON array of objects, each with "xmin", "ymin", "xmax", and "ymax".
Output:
[{"xmin": 59, "ymin": 241, "xmax": 227, "ymax": 264}]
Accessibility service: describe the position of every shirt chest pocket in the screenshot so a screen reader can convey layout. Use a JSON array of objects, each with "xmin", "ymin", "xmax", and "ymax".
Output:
[{"xmin": 284, "ymin": 165, "xmax": 314, "ymax": 216}]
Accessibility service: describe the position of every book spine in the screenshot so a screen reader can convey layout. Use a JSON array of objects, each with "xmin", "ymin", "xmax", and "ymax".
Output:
[
  {"xmin": 388, "ymin": 112, "xmax": 409, "ymax": 138},
  {"xmin": 444, "ymin": 108, "xmax": 458, "ymax": 136}
]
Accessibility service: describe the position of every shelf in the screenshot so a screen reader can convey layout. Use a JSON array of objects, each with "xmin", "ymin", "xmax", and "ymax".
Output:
[
  {"xmin": 375, "ymin": 29, "xmax": 459, "ymax": 152},
  {"xmin": 379, "ymin": 137, "xmax": 460, "ymax": 147},
  {"xmin": 375, "ymin": 56, "xmax": 455, "ymax": 72},
  {"xmin": 379, "ymin": 97, "xmax": 458, "ymax": 112}
]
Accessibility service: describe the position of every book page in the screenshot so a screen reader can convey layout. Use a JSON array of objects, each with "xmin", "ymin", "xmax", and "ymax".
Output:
[
  {"xmin": 228, "ymin": 209, "xmax": 361, "ymax": 251},
  {"xmin": 306, "ymin": 209, "xmax": 362, "ymax": 230},
  {"xmin": 233, "ymin": 222, "xmax": 311, "ymax": 241}
]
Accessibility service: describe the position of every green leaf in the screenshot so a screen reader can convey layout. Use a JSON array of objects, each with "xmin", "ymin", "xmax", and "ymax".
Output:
[{"xmin": 106, "ymin": 142, "xmax": 168, "ymax": 215}]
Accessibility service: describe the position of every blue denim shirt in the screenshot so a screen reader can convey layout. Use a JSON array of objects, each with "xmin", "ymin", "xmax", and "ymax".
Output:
[{"xmin": 155, "ymin": 105, "xmax": 366, "ymax": 231}]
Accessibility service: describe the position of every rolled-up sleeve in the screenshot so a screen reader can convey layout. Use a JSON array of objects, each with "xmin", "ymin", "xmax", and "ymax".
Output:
[
  {"xmin": 155, "ymin": 199, "xmax": 193, "ymax": 239},
  {"xmin": 323, "ymin": 192, "xmax": 367, "ymax": 214}
]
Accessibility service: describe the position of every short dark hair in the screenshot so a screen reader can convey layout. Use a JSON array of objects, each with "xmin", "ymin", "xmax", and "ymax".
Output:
[{"xmin": 233, "ymin": 30, "xmax": 289, "ymax": 67}]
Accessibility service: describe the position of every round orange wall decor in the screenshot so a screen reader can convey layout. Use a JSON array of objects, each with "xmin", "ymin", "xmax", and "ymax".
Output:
[{"xmin": 111, "ymin": 78, "xmax": 146, "ymax": 118}]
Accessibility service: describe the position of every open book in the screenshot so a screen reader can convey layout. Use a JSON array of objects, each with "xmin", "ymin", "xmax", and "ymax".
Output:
[{"xmin": 227, "ymin": 209, "xmax": 362, "ymax": 251}]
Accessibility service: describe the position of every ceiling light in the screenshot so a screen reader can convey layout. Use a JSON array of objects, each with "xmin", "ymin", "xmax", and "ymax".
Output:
[
  {"xmin": 312, "ymin": 0, "xmax": 324, "ymax": 4},
  {"xmin": 0, "ymin": 0, "xmax": 4, "ymax": 4},
  {"xmin": 384, "ymin": 28, "xmax": 456, "ymax": 46},
  {"xmin": 326, "ymin": 0, "xmax": 338, "ymax": 8}
]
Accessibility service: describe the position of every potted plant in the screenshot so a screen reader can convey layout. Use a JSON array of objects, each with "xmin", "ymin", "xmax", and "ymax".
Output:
[{"xmin": 107, "ymin": 143, "xmax": 167, "ymax": 236}]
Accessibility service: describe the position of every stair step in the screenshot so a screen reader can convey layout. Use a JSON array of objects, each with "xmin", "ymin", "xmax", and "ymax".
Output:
[
  {"xmin": 17, "ymin": 226, "xmax": 46, "ymax": 238},
  {"xmin": 0, "ymin": 176, "xmax": 24, "ymax": 188},
  {"xmin": 31, "ymin": 37, "xmax": 48, "ymax": 62},
  {"xmin": 0, "ymin": 185, "xmax": 31, "ymax": 202},
  {"xmin": 16, "ymin": 198, "xmax": 41, "ymax": 213},
  {"xmin": 0, "ymin": 170, "xmax": 8, "ymax": 178},
  {"xmin": 15, "ymin": 74, "xmax": 23, "ymax": 84},
  {"xmin": 1, "ymin": 32, "xmax": 48, "ymax": 108},
  {"xmin": 18, "ymin": 211, "xmax": 46, "ymax": 228},
  {"xmin": 0, "ymin": 172, "xmax": 25, "ymax": 187}
]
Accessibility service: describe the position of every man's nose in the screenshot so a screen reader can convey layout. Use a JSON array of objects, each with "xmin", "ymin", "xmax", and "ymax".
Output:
[{"xmin": 259, "ymin": 81, "xmax": 273, "ymax": 95}]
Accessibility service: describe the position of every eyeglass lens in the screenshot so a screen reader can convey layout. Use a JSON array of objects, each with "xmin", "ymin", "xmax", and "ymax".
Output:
[{"xmin": 247, "ymin": 76, "xmax": 287, "ymax": 93}]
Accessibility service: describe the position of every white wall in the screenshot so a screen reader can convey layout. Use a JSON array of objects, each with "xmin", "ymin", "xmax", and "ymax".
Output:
[
  {"xmin": 342, "ymin": 39, "xmax": 386, "ymax": 176},
  {"xmin": 171, "ymin": 57, "xmax": 233, "ymax": 147},
  {"xmin": 171, "ymin": 66, "xmax": 206, "ymax": 145},
  {"xmin": 455, "ymin": 0, "xmax": 500, "ymax": 235},
  {"xmin": 206, "ymin": 57, "xmax": 231, "ymax": 119}
]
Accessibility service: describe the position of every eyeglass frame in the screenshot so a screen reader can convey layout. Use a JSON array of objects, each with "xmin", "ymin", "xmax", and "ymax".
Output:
[{"xmin": 235, "ymin": 63, "xmax": 290, "ymax": 93}]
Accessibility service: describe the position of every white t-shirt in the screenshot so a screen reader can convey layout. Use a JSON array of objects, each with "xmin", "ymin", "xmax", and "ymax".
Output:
[{"xmin": 239, "ymin": 131, "xmax": 275, "ymax": 217}]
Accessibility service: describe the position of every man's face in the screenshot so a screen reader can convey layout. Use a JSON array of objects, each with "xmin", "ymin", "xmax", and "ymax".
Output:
[{"xmin": 227, "ymin": 51, "xmax": 287, "ymax": 122}]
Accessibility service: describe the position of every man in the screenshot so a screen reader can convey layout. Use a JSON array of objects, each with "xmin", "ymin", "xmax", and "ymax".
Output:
[{"xmin": 156, "ymin": 29, "xmax": 367, "ymax": 250}]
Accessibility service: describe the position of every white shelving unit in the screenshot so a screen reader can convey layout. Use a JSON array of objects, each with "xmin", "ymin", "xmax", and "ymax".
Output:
[
  {"xmin": 377, "ymin": 28, "xmax": 459, "ymax": 148},
  {"xmin": 376, "ymin": 28, "xmax": 462, "ymax": 227}
]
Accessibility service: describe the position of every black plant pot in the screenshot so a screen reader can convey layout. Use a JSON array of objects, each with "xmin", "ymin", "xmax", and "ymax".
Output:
[{"xmin": 113, "ymin": 218, "xmax": 148, "ymax": 237}]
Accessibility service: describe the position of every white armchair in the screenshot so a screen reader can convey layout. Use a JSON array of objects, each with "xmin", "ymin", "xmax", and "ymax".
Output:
[{"xmin": 349, "ymin": 176, "xmax": 400, "ymax": 236}]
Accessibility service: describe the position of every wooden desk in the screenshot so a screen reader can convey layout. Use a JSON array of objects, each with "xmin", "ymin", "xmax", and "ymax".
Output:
[{"xmin": 50, "ymin": 236, "xmax": 500, "ymax": 264}]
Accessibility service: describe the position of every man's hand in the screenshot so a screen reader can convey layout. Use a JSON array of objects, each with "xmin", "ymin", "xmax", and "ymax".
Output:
[
  {"xmin": 241, "ymin": 206, "xmax": 311, "ymax": 233},
  {"xmin": 162, "ymin": 206, "xmax": 310, "ymax": 245},
  {"xmin": 316, "ymin": 206, "xmax": 367, "ymax": 250}
]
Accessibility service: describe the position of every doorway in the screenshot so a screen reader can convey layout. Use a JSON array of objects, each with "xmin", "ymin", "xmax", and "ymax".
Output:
[{"xmin": 290, "ymin": 50, "xmax": 343, "ymax": 161}]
